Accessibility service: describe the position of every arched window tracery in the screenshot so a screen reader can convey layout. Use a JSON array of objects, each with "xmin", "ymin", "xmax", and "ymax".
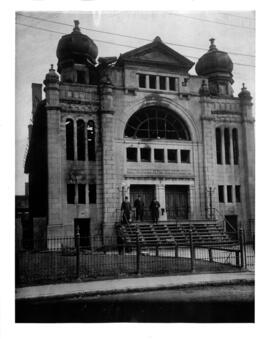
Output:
[{"xmin": 124, "ymin": 106, "xmax": 191, "ymax": 140}]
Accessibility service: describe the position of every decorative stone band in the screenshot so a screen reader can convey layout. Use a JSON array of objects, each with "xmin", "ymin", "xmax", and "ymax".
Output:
[{"xmin": 211, "ymin": 110, "xmax": 241, "ymax": 115}]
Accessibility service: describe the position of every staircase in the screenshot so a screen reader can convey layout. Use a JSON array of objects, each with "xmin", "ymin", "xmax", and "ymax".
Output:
[{"xmin": 117, "ymin": 220, "xmax": 238, "ymax": 247}]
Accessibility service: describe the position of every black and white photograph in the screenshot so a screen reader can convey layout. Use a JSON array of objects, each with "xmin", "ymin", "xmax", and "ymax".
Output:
[{"xmin": 13, "ymin": 9, "xmax": 256, "ymax": 324}]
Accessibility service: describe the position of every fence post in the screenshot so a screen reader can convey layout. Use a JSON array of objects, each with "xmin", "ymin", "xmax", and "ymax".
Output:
[
  {"xmin": 208, "ymin": 248, "xmax": 213, "ymax": 263},
  {"xmin": 189, "ymin": 226, "xmax": 195, "ymax": 272},
  {"xmin": 236, "ymin": 251, "xmax": 240, "ymax": 267},
  {"xmin": 175, "ymin": 244, "xmax": 178, "ymax": 258},
  {"xmin": 155, "ymin": 244, "xmax": 159, "ymax": 257},
  {"xmin": 15, "ymin": 244, "xmax": 20, "ymax": 286},
  {"xmin": 239, "ymin": 228, "xmax": 244, "ymax": 269},
  {"xmin": 136, "ymin": 232, "xmax": 141, "ymax": 275},
  {"xmin": 75, "ymin": 225, "xmax": 80, "ymax": 279}
]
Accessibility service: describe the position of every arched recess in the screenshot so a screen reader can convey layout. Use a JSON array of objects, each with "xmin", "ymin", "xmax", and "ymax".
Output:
[
  {"xmin": 124, "ymin": 106, "xmax": 191, "ymax": 140},
  {"xmin": 120, "ymin": 96, "xmax": 200, "ymax": 143}
]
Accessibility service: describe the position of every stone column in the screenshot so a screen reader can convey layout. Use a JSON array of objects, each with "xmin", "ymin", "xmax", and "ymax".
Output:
[
  {"xmin": 156, "ymin": 183, "xmax": 167, "ymax": 221},
  {"xmin": 239, "ymin": 85, "xmax": 255, "ymax": 226},
  {"xmin": 200, "ymin": 92, "xmax": 218, "ymax": 218},
  {"xmin": 43, "ymin": 65, "xmax": 62, "ymax": 237},
  {"xmin": 99, "ymin": 81, "xmax": 116, "ymax": 237}
]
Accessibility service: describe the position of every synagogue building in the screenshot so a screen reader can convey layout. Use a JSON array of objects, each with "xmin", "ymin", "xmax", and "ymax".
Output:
[{"xmin": 24, "ymin": 21, "xmax": 255, "ymax": 243}]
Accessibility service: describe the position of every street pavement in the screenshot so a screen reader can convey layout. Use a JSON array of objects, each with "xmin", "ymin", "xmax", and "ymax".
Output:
[{"xmin": 16, "ymin": 271, "xmax": 254, "ymax": 301}]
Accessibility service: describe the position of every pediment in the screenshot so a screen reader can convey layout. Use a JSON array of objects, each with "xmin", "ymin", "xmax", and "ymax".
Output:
[{"xmin": 117, "ymin": 37, "xmax": 194, "ymax": 72}]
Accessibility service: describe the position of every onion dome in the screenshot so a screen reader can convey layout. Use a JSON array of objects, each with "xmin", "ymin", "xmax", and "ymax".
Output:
[
  {"xmin": 43, "ymin": 64, "xmax": 59, "ymax": 86},
  {"xmin": 56, "ymin": 20, "xmax": 98, "ymax": 72},
  {"xmin": 195, "ymin": 38, "xmax": 233, "ymax": 81},
  {"xmin": 238, "ymin": 83, "xmax": 252, "ymax": 100}
]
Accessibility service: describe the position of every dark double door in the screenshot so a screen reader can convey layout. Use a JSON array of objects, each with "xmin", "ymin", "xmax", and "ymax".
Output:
[
  {"xmin": 130, "ymin": 185, "xmax": 155, "ymax": 221},
  {"xmin": 165, "ymin": 185, "xmax": 189, "ymax": 220},
  {"xmin": 130, "ymin": 184, "xmax": 189, "ymax": 221}
]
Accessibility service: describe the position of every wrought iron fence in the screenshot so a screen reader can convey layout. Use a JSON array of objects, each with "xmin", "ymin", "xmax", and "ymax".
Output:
[{"xmin": 16, "ymin": 227, "xmax": 254, "ymax": 287}]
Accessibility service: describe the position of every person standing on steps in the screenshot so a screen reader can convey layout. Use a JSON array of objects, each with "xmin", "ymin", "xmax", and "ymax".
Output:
[
  {"xmin": 149, "ymin": 197, "xmax": 160, "ymax": 224},
  {"xmin": 134, "ymin": 195, "xmax": 144, "ymax": 222},
  {"xmin": 121, "ymin": 196, "xmax": 132, "ymax": 224}
]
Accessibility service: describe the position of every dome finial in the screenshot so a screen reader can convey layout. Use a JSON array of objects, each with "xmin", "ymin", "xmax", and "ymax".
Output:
[
  {"xmin": 242, "ymin": 83, "xmax": 246, "ymax": 89},
  {"xmin": 73, "ymin": 20, "xmax": 80, "ymax": 32},
  {"xmin": 50, "ymin": 64, "xmax": 54, "ymax": 71},
  {"xmin": 209, "ymin": 38, "xmax": 217, "ymax": 51}
]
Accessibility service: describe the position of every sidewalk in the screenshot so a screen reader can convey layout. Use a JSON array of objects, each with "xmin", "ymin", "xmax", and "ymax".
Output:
[{"xmin": 16, "ymin": 271, "xmax": 254, "ymax": 301}]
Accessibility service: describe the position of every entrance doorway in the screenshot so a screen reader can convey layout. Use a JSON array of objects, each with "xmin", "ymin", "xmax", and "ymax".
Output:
[
  {"xmin": 130, "ymin": 185, "xmax": 155, "ymax": 221},
  {"xmin": 74, "ymin": 218, "xmax": 91, "ymax": 247},
  {"xmin": 225, "ymin": 215, "xmax": 238, "ymax": 239},
  {"xmin": 165, "ymin": 185, "xmax": 189, "ymax": 220}
]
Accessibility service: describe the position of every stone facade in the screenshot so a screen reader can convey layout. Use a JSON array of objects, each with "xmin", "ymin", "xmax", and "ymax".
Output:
[{"xmin": 25, "ymin": 23, "xmax": 255, "ymax": 242}]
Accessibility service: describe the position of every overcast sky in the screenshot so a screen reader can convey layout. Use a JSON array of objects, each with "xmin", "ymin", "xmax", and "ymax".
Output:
[{"xmin": 15, "ymin": 11, "xmax": 255, "ymax": 194}]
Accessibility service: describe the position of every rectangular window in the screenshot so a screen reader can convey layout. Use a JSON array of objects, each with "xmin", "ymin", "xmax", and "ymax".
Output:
[
  {"xmin": 218, "ymin": 185, "xmax": 224, "ymax": 203},
  {"xmin": 89, "ymin": 184, "xmax": 97, "ymax": 204},
  {"xmin": 78, "ymin": 184, "xmax": 86, "ymax": 204},
  {"xmin": 235, "ymin": 185, "xmax": 241, "ymax": 202},
  {"xmin": 126, "ymin": 147, "xmax": 137, "ymax": 162},
  {"xmin": 167, "ymin": 149, "xmax": 177, "ymax": 163},
  {"xmin": 227, "ymin": 185, "xmax": 233, "ymax": 203},
  {"xmin": 169, "ymin": 77, "xmax": 176, "ymax": 91},
  {"xmin": 139, "ymin": 74, "xmax": 146, "ymax": 88},
  {"xmin": 232, "ymin": 128, "xmax": 239, "ymax": 165},
  {"xmin": 181, "ymin": 150, "xmax": 190, "ymax": 163},
  {"xmin": 67, "ymin": 184, "xmax": 75, "ymax": 204},
  {"xmin": 140, "ymin": 148, "xmax": 151, "ymax": 162},
  {"xmin": 224, "ymin": 128, "xmax": 231, "ymax": 164},
  {"xmin": 154, "ymin": 149, "xmax": 164, "ymax": 162},
  {"xmin": 149, "ymin": 75, "xmax": 156, "ymax": 89},
  {"xmin": 216, "ymin": 128, "xmax": 222, "ymax": 164},
  {"xmin": 159, "ymin": 76, "xmax": 166, "ymax": 90}
]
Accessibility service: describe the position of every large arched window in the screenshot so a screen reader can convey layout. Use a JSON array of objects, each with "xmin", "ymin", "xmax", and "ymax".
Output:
[
  {"xmin": 77, "ymin": 119, "xmax": 85, "ymax": 161},
  {"xmin": 124, "ymin": 106, "xmax": 191, "ymax": 140},
  {"xmin": 66, "ymin": 118, "xmax": 74, "ymax": 160},
  {"xmin": 87, "ymin": 120, "xmax": 95, "ymax": 161}
]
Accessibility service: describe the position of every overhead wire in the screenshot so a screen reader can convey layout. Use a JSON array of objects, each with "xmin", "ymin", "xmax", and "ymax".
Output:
[
  {"xmin": 17, "ymin": 13, "xmax": 255, "ymax": 59},
  {"xmin": 168, "ymin": 12, "xmax": 255, "ymax": 31},
  {"xmin": 16, "ymin": 21, "xmax": 255, "ymax": 68}
]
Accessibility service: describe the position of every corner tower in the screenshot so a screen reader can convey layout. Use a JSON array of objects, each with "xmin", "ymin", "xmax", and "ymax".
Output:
[
  {"xmin": 56, "ymin": 20, "xmax": 98, "ymax": 84},
  {"xmin": 196, "ymin": 38, "xmax": 234, "ymax": 97}
]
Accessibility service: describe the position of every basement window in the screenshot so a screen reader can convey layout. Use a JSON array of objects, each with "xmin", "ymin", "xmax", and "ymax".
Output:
[
  {"xmin": 168, "ymin": 149, "xmax": 177, "ymax": 163},
  {"xmin": 154, "ymin": 149, "xmax": 164, "ymax": 162},
  {"xmin": 126, "ymin": 147, "xmax": 137, "ymax": 162},
  {"xmin": 140, "ymin": 148, "xmax": 151, "ymax": 162},
  {"xmin": 218, "ymin": 185, "xmax": 224, "ymax": 203},
  {"xmin": 227, "ymin": 185, "xmax": 233, "ymax": 203},
  {"xmin": 89, "ymin": 184, "xmax": 97, "ymax": 204},
  {"xmin": 67, "ymin": 184, "xmax": 75, "ymax": 204},
  {"xmin": 78, "ymin": 184, "xmax": 86, "ymax": 204},
  {"xmin": 181, "ymin": 150, "xmax": 190, "ymax": 163}
]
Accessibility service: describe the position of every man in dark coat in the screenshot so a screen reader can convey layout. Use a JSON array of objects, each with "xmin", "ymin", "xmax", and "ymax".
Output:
[
  {"xmin": 149, "ymin": 197, "xmax": 160, "ymax": 224},
  {"xmin": 121, "ymin": 196, "xmax": 132, "ymax": 224},
  {"xmin": 134, "ymin": 195, "xmax": 144, "ymax": 221}
]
